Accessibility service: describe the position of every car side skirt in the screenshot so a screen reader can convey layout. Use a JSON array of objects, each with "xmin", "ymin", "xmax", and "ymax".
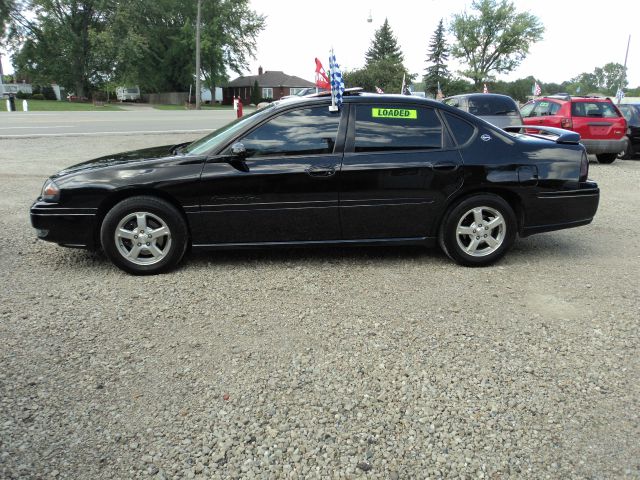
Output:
[{"xmin": 192, "ymin": 237, "xmax": 437, "ymax": 250}]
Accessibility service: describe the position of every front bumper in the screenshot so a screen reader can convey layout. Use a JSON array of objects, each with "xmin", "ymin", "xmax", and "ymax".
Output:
[
  {"xmin": 521, "ymin": 181, "xmax": 600, "ymax": 237},
  {"xmin": 580, "ymin": 138, "xmax": 626, "ymax": 155},
  {"xmin": 30, "ymin": 201, "xmax": 98, "ymax": 249}
]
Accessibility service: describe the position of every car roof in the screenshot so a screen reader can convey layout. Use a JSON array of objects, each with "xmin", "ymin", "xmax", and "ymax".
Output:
[
  {"xmin": 540, "ymin": 95, "xmax": 615, "ymax": 103},
  {"xmin": 443, "ymin": 93, "xmax": 517, "ymax": 102}
]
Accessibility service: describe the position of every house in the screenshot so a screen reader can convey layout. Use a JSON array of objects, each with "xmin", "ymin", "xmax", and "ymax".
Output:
[{"xmin": 223, "ymin": 66, "xmax": 315, "ymax": 105}]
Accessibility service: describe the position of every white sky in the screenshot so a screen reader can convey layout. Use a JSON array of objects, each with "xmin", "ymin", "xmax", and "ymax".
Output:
[
  {"xmin": 245, "ymin": 0, "xmax": 638, "ymax": 88},
  {"xmin": 1, "ymin": 0, "xmax": 637, "ymax": 88}
]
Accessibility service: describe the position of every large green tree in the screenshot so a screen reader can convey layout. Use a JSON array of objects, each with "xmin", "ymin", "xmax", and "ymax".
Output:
[
  {"xmin": 450, "ymin": 0, "xmax": 544, "ymax": 88},
  {"xmin": 365, "ymin": 18, "xmax": 403, "ymax": 66},
  {"xmin": 347, "ymin": 18, "xmax": 412, "ymax": 93},
  {"xmin": 12, "ymin": 0, "xmax": 265, "ymax": 96},
  {"xmin": 423, "ymin": 19, "xmax": 449, "ymax": 97}
]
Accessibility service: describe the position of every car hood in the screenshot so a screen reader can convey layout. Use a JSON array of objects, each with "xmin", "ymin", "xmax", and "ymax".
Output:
[{"xmin": 51, "ymin": 144, "xmax": 177, "ymax": 179}]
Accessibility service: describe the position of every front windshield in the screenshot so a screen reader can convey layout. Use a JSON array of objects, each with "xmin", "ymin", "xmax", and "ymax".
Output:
[{"xmin": 184, "ymin": 104, "xmax": 276, "ymax": 155}]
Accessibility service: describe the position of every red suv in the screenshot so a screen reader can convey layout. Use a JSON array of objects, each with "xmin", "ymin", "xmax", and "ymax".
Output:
[{"xmin": 521, "ymin": 95, "xmax": 627, "ymax": 163}]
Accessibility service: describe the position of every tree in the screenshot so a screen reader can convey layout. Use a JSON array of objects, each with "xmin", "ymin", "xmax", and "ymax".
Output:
[
  {"xmin": 250, "ymin": 79, "xmax": 260, "ymax": 105},
  {"xmin": 567, "ymin": 63, "xmax": 627, "ymax": 96},
  {"xmin": 365, "ymin": 18, "xmax": 403, "ymax": 66},
  {"xmin": 423, "ymin": 19, "xmax": 449, "ymax": 97},
  {"xmin": 12, "ymin": 0, "xmax": 265, "ymax": 96},
  {"xmin": 450, "ymin": 0, "xmax": 544, "ymax": 88},
  {"xmin": 344, "ymin": 59, "xmax": 412, "ymax": 93}
]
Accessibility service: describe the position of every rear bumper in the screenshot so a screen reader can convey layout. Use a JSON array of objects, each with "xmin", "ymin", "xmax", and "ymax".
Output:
[
  {"xmin": 30, "ymin": 201, "xmax": 98, "ymax": 249},
  {"xmin": 581, "ymin": 138, "xmax": 626, "ymax": 155},
  {"xmin": 521, "ymin": 182, "xmax": 600, "ymax": 236}
]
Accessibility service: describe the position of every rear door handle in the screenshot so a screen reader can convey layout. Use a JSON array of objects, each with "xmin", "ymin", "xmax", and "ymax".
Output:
[
  {"xmin": 432, "ymin": 162, "xmax": 458, "ymax": 172},
  {"xmin": 305, "ymin": 165, "xmax": 336, "ymax": 178}
]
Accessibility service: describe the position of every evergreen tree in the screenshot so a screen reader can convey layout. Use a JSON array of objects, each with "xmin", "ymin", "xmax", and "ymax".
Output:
[
  {"xmin": 423, "ymin": 19, "xmax": 449, "ymax": 97},
  {"xmin": 365, "ymin": 18, "xmax": 404, "ymax": 66},
  {"xmin": 250, "ymin": 79, "xmax": 260, "ymax": 105}
]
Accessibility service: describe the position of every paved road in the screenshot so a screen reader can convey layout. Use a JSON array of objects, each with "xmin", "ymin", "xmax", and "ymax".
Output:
[{"xmin": 0, "ymin": 109, "xmax": 241, "ymax": 137}]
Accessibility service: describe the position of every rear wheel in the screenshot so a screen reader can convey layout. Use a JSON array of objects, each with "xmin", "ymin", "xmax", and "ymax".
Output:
[
  {"xmin": 439, "ymin": 194, "xmax": 517, "ymax": 267},
  {"xmin": 596, "ymin": 153, "xmax": 617, "ymax": 164},
  {"xmin": 100, "ymin": 196, "xmax": 188, "ymax": 275}
]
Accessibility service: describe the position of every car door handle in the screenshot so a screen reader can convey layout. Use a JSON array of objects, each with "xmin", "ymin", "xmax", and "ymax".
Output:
[
  {"xmin": 305, "ymin": 165, "xmax": 336, "ymax": 178},
  {"xmin": 431, "ymin": 162, "xmax": 459, "ymax": 172}
]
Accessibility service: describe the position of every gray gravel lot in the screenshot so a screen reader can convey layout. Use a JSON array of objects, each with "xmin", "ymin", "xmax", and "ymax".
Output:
[{"xmin": 1, "ymin": 135, "xmax": 639, "ymax": 479}]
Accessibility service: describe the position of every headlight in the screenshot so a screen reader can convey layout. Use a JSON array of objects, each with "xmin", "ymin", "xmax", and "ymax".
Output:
[{"xmin": 41, "ymin": 179, "xmax": 60, "ymax": 202}]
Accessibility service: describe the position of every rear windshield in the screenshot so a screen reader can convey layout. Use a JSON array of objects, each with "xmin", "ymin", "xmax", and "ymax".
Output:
[
  {"xmin": 468, "ymin": 97, "xmax": 519, "ymax": 116},
  {"xmin": 571, "ymin": 101, "xmax": 620, "ymax": 118},
  {"xmin": 618, "ymin": 105, "xmax": 639, "ymax": 123}
]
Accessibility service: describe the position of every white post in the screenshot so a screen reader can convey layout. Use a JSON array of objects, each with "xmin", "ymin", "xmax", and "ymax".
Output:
[
  {"xmin": 23, "ymin": 99, "xmax": 28, "ymax": 112},
  {"xmin": 6, "ymin": 98, "xmax": 9, "ymax": 112}
]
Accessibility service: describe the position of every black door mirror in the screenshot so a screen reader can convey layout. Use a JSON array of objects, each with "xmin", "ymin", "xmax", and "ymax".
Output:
[{"xmin": 230, "ymin": 142, "xmax": 247, "ymax": 158}]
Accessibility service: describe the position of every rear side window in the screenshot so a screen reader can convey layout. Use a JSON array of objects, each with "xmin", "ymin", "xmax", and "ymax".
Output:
[
  {"xmin": 619, "ymin": 105, "xmax": 639, "ymax": 123},
  {"xmin": 523, "ymin": 100, "xmax": 561, "ymax": 117},
  {"xmin": 571, "ymin": 102, "xmax": 620, "ymax": 118},
  {"xmin": 354, "ymin": 105, "xmax": 443, "ymax": 152},
  {"xmin": 443, "ymin": 112, "xmax": 476, "ymax": 146},
  {"xmin": 468, "ymin": 96, "xmax": 519, "ymax": 116}
]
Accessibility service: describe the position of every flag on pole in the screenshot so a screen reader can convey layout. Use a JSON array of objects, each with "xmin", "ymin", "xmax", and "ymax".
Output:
[
  {"xmin": 483, "ymin": 83, "xmax": 488, "ymax": 94},
  {"xmin": 314, "ymin": 58, "xmax": 330, "ymax": 90},
  {"xmin": 400, "ymin": 74, "xmax": 406, "ymax": 95},
  {"xmin": 533, "ymin": 82, "xmax": 541, "ymax": 96},
  {"xmin": 576, "ymin": 85, "xmax": 581, "ymax": 94},
  {"xmin": 328, "ymin": 49, "xmax": 345, "ymax": 111},
  {"xmin": 436, "ymin": 80, "xmax": 444, "ymax": 100},
  {"xmin": 616, "ymin": 88, "xmax": 625, "ymax": 102},
  {"xmin": 375, "ymin": 86, "xmax": 384, "ymax": 94}
]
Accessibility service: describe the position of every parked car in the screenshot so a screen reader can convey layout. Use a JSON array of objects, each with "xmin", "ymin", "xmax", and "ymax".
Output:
[
  {"xmin": 617, "ymin": 103, "xmax": 640, "ymax": 159},
  {"xmin": 116, "ymin": 86, "xmax": 141, "ymax": 102},
  {"xmin": 443, "ymin": 93, "xmax": 523, "ymax": 129},
  {"xmin": 520, "ymin": 95, "xmax": 627, "ymax": 163},
  {"xmin": 31, "ymin": 93, "xmax": 599, "ymax": 274}
]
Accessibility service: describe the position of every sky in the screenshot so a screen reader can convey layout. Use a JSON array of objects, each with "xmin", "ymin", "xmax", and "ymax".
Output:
[
  {"xmin": 244, "ymin": 0, "xmax": 638, "ymax": 88},
  {"xmin": 1, "ymin": 0, "xmax": 637, "ymax": 88}
]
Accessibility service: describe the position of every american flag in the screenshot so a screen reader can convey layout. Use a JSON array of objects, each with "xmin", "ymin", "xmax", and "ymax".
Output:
[
  {"xmin": 616, "ymin": 88, "xmax": 625, "ymax": 102},
  {"xmin": 375, "ymin": 86, "xmax": 384, "ymax": 94},
  {"xmin": 329, "ymin": 49, "xmax": 345, "ymax": 109},
  {"xmin": 483, "ymin": 83, "xmax": 488, "ymax": 94},
  {"xmin": 533, "ymin": 82, "xmax": 541, "ymax": 96}
]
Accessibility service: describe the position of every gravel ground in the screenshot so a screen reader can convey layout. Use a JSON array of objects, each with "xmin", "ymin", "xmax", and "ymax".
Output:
[{"xmin": 1, "ymin": 135, "xmax": 639, "ymax": 479}]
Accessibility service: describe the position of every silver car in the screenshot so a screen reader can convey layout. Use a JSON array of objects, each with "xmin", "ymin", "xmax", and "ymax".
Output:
[{"xmin": 443, "ymin": 93, "xmax": 523, "ymax": 129}]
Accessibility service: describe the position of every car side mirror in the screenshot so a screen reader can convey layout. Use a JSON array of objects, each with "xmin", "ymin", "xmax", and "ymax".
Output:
[{"xmin": 230, "ymin": 142, "xmax": 247, "ymax": 158}]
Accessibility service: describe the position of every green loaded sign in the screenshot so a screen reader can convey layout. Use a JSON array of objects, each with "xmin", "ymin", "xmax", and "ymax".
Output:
[{"xmin": 372, "ymin": 108, "xmax": 418, "ymax": 119}]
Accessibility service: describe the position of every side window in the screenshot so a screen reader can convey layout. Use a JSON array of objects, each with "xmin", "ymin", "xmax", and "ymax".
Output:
[
  {"xmin": 444, "ymin": 98, "xmax": 460, "ymax": 108},
  {"xmin": 520, "ymin": 102, "xmax": 535, "ymax": 117},
  {"xmin": 443, "ymin": 112, "xmax": 476, "ymax": 146},
  {"xmin": 354, "ymin": 105, "xmax": 443, "ymax": 152},
  {"xmin": 549, "ymin": 102, "xmax": 561, "ymax": 115},
  {"xmin": 237, "ymin": 107, "xmax": 340, "ymax": 158}
]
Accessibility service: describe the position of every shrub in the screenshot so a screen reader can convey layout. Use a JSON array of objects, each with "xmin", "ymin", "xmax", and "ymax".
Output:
[
  {"xmin": 31, "ymin": 93, "xmax": 45, "ymax": 100},
  {"xmin": 16, "ymin": 91, "xmax": 32, "ymax": 99}
]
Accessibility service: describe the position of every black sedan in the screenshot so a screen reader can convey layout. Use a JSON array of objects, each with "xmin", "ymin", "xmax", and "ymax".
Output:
[
  {"xmin": 618, "ymin": 103, "xmax": 640, "ymax": 159},
  {"xmin": 31, "ymin": 93, "xmax": 600, "ymax": 274}
]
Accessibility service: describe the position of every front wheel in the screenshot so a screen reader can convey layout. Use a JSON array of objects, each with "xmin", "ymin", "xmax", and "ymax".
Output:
[
  {"xmin": 100, "ymin": 196, "xmax": 188, "ymax": 275},
  {"xmin": 596, "ymin": 153, "xmax": 617, "ymax": 164},
  {"xmin": 439, "ymin": 194, "xmax": 517, "ymax": 267}
]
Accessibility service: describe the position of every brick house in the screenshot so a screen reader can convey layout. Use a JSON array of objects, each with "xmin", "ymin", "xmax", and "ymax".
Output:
[{"xmin": 223, "ymin": 66, "xmax": 315, "ymax": 105}]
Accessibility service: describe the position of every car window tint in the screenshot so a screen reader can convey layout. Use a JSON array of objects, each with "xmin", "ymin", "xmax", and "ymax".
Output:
[
  {"xmin": 238, "ymin": 107, "xmax": 341, "ymax": 157},
  {"xmin": 355, "ymin": 105, "xmax": 443, "ymax": 152},
  {"xmin": 571, "ymin": 102, "xmax": 620, "ymax": 118},
  {"xmin": 443, "ymin": 112, "xmax": 476, "ymax": 146}
]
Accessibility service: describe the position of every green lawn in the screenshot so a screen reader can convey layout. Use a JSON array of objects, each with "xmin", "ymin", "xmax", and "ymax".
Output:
[
  {"xmin": 152, "ymin": 104, "xmax": 233, "ymax": 110},
  {"xmin": 1, "ymin": 99, "xmax": 124, "ymax": 112}
]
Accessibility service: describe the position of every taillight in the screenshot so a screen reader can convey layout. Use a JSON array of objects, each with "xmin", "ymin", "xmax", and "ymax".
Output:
[
  {"xmin": 561, "ymin": 117, "xmax": 573, "ymax": 129},
  {"xmin": 579, "ymin": 151, "xmax": 589, "ymax": 182}
]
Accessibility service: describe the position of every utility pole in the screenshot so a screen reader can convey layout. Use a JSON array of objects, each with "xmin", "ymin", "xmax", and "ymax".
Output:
[
  {"xmin": 618, "ymin": 34, "xmax": 630, "ymax": 106},
  {"xmin": 195, "ymin": 0, "xmax": 202, "ymax": 110}
]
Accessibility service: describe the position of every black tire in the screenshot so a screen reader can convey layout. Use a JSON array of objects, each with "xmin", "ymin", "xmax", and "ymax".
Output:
[
  {"xmin": 100, "ymin": 196, "xmax": 188, "ymax": 275},
  {"xmin": 439, "ymin": 194, "xmax": 517, "ymax": 267},
  {"xmin": 596, "ymin": 153, "xmax": 617, "ymax": 164}
]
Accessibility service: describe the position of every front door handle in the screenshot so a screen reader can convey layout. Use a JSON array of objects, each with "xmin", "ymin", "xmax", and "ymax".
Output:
[{"xmin": 305, "ymin": 165, "xmax": 336, "ymax": 178}]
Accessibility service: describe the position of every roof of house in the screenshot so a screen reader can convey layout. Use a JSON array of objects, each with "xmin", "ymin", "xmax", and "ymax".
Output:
[{"xmin": 227, "ymin": 70, "xmax": 315, "ymax": 88}]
